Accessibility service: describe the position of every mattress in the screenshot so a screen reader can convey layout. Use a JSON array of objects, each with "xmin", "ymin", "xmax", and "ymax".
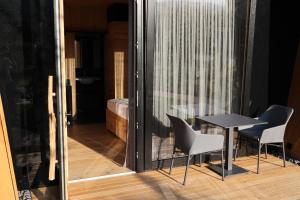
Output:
[{"xmin": 107, "ymin": 99, "xmax": 128, "ymax": 120}]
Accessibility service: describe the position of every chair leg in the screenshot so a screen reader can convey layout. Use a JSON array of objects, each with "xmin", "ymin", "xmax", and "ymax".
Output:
[
  {"xmin": 246, "ymin": 140, "xmax": 249, "ymax": 156},
  {"xmin": 257, "ymin": 142, "xmax": 262, "ymax": 174},
  {"xmin": 199, "ymin": 154, "xmax": 202, "ymax": 167},
  {"xmin": 183, "ymin": 155, "xmax": 191, "ymax": 185},
  {"xmin": 156, "ymin": 160, "xmax": 160, "ymax": 170},
  {"xmin": 265, "ymin": 144, "xmax": 268, "ymax": 159},
  {"xmin": 221, "ymin": 149, "xmax": 225, "ymax": 181},
  {"xmin": 161, "ymin": 160, "xmax": 165, "ymax": 170},
  {"xmin": 169, "ymin": 147, "xmax": 176, "ymax": 175},
  {"xmin": 282, "ymin": 142, "xmax": 286, "ymax": 167},
  {"xmin": 157, "ymin": 160, "xmax": 162, "ymax": 170}
]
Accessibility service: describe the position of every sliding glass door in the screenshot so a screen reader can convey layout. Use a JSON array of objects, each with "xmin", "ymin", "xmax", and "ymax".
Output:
[
  {"xmin": 145, "ymin": 0, "xmax": 250, "ymax": 164},
  {"xmin": 0, "ymin": 0, "xmax": 67, "ymax": 199}
]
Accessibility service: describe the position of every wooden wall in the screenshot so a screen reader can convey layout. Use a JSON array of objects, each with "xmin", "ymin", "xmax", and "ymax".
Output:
[
  {"xmin": 64, "ymin": 2, "xmax": 129, "ymax": 116},
  {"xmin": 0, "ymin": 95, "xmax": 18, "ymax": 200},
  {"xmin": 64, "ymin": 0, "xmax": 128, "ymax": 32},
  {"xmin": 286, "ymin": 42, "xmax": 300, "ymax": 160},
  {"xmin": 64, "ymin": 5, "xmax": 107, "ymax": 32},
  {"xmin": 105, "ymin": 22, "xmax": 128, "ymax": 101}
]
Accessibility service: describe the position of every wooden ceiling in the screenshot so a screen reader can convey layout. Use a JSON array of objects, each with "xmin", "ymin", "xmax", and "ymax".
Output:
[{"xmin": 64, "ymin": 0, "xmax": 128, "ymax": 6}]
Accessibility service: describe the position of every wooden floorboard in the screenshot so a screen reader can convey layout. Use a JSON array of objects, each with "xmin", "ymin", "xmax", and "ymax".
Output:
[
  {"xmin": 68, "ymin": 123, "xmax": 131, "ymax": 180},
  {"xmin": 69, "ymin": 155, "xmax": 300, "ymax": 200}
]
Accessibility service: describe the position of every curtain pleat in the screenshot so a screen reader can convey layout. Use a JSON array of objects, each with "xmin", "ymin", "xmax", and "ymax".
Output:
[{"xmin": 152, "ymin": 0, "xmax": 238, "ymax": 160}]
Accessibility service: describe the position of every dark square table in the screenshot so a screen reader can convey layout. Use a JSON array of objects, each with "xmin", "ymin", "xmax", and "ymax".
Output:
[{"xmin": 197, "ymin": 113, "xmax": 267, "ymax": 176}]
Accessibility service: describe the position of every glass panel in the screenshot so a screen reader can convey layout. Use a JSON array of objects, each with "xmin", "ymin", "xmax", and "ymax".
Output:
[
  {"xmin": 0, "ymin": 1, "xmax": 60, "ymax": 199},
  {"xmin": 148, "ymin": 0, "xmax": 249, "ymax": 161}
]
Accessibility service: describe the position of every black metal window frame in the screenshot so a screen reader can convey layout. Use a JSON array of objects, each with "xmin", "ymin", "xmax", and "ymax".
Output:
[{"xmin": 140, "ymin": 0, "xmax": 258, "ymax": 171}]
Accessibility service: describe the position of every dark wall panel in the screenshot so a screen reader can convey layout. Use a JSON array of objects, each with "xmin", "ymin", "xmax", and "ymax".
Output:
[
  {"xmin": 248, "ymin": 0, "xmax": 270, "ymax": 117},
  {"xmin": 0, "ymin": 0, "xmax": 58, "ymax": 195},
  {"xmin": 269, "ymin": 1, "xmax": 300, "ymax": 106}
]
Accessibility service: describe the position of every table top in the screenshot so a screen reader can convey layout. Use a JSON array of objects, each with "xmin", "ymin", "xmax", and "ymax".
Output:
[{"xmin": 197, "ymin": 113, "xmax": 267, "ymax": 129}]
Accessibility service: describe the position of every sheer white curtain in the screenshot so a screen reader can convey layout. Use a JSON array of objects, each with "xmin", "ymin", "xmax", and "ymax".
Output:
[{"xmin": 152, "ymin": 0, "xmax": 238, "ymax": 160}]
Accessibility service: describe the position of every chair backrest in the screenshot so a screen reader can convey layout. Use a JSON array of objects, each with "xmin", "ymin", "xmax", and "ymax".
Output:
[
  {"xmin": 166, "ymin": 114, "xmax": 198, "ymax": 154},
  {"xmin": 259, "ymin": 105, "xmax": 294, "ymax": 127}
]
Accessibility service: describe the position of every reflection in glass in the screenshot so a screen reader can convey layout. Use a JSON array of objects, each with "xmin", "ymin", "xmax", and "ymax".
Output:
[{"xmin": 0, "ymin": 1, "xmax": 59, "ymax": 198}]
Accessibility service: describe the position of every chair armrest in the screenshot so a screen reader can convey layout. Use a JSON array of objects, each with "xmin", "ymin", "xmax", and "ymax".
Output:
[
  {"xmin": 190, "ymin": 134, "xmax": 224, "ymax": 155},
  {"xmin": 260, "ymin": 125, "xmax": 286, "ymax": 143}
]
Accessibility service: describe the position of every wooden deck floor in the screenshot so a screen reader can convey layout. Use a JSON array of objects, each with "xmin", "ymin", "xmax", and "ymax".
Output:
[
  {"xmin": 68, "ymin": 123, "xmax": 131, "ymax": 180},
  {"xmin": 69, "ymin": 155, "xmax": 300, "ymax": 200}
]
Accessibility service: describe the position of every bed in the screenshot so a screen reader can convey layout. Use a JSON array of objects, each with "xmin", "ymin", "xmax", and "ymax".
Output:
[{"xmin": 106, "ymin": 99, "xmax": 128, "ymax": 142}]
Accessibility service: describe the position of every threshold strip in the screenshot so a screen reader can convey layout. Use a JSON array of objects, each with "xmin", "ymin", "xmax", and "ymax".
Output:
[{"xmin": 68, "ymin": 171, "xmax": 136, "ymax": 184}]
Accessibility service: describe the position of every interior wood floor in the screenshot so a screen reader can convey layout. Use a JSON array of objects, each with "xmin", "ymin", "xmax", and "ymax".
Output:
[
  {"xmin": 68, "ymin": 123, "xmax": 131, "ymax": 180},
  {"xmin": 69, "ymin": 155, "xmax": 300, "ymax": 200}
]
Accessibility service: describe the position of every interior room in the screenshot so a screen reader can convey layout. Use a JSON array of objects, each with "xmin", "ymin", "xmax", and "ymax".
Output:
[{"xmin": 63, "ymin": 0, "xmax": 131, "ymax": 181}]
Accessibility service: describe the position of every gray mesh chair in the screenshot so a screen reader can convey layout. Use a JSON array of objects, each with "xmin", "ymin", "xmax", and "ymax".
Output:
[
  {"xmin": 235, "ymin": 105, "xmax": 294, "ymax": 174},
  {"xmin": 167, "ymin": 114, "xmax": 225, "ymax": 185}
]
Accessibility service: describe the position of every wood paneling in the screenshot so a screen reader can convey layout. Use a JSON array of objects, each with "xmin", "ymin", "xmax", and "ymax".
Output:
[
  {"xmin": 64, "ymin": 0, "xmax": 127, "ymax": 6},
  {"xmin": 69, "ymin": 155, "xmax": 300, "ymax": 199},
  {"xmin": 68, "ymin": 123, "xmax": 131, "ymax": 180},
  {"xmin": 106, "ymin": 109, "xmax": 128, "ymax": 142},
  {"xmin": 286, "ymin": 42, "xmax": 300, "ymax": 160},
  {"xmin": 64, "ymin": 5, "xmax": 107, "ymax": 32},
  {"xmin": 105, "ymin": 22, "xmax": 128, "ymax": 101},
  {"xmin": 0, "ymin": 95, "xmax": 18, "ymax": 200},
  {"xmin": 65, "ymin": 33, "xmax": 77, "ymax": 117},
  {"xmin": 64, "ymin": 0, "xmax": 128, "ymax": 32},
  {"xmin": 114, "ymin": 52, "xmax": 125, "ymax": 99}
]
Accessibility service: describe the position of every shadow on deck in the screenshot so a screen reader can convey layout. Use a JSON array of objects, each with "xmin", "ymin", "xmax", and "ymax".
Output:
[{"xmin": 69, "ymin": 155, "xmax": 300, "ymax": 200}]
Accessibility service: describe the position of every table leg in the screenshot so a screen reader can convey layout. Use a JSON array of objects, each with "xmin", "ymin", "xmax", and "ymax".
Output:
[
  {"xmin": 225, "ymin": 127, "xmax": 234, "ymax": 171},
  {"xmin": 208, "ymin": 126, "xmax": 248, "ymax": 177}
]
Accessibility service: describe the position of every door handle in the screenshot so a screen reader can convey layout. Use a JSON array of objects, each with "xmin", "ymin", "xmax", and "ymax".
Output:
[{"xmin": 48, "ymin": 76, "xmax": 57, "ymax": 181}]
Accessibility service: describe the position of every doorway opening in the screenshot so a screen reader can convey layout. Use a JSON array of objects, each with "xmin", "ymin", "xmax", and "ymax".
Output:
[{"xmin": 63, "ymin": 0, "xmax": 133, "ymax": 181}]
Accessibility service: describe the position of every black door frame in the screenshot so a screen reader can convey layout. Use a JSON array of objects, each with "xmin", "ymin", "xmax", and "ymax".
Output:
[
  {"xmin": 133, "ymin": 0, "xmax": 155, "ymax": 171},
  {"xmin": 144, "ymin": 0, "xmax": 155, "ymax": 170},
  {"xmin": 129, "ymin": 0, "xmax": 145, "ymax": 172}
]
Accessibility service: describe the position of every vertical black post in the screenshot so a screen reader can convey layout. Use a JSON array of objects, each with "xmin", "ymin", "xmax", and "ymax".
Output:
[
  {"xmin": 242, "ymin": 0, "xmax": 270, "ymax": 116},
  {"xmin": 242, "ymin": 0, "xmax": 257, "ymax": 116},
  {"xmin": 128, "ymin": 0, "xmax": 137, "ymax": 172},
  {"xmin": 135, "ymin": 0, "xmax": 145, "ymax": 172},
  {"xmin": 144, "ymin": 0, "xmax": 156, "ymax": 170}
]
